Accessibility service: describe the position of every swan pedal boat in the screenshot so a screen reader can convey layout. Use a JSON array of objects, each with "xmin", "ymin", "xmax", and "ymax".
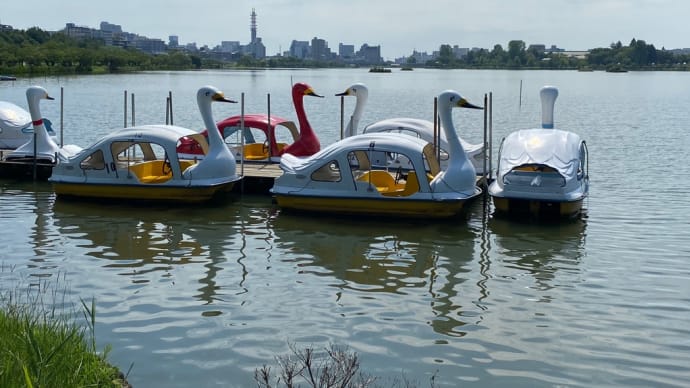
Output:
[
  {"xmin": 49, "ymin": 125, "xmax": 238, "ymax": 202},
  {"xmin": 363, "ymin": 117, "xmax": 487, "ymax": 175},
  {"xmin": 272, "ymin": 133, "xmax": 478, "ymax": 218},
  {"xmin": 335, "ymin": 83, "xmax": 486, "ymax": 175},
  {"xmin": 488, "ymin": 86, "xmax": 589, "ymax": 218},
  {"xmin": 49, "ymin": 85, "xmax": 242, "ymax": 203},
  {"xmin": 177, "ymin": 82, "xmax": 322, "ymax": 163},
  {"xmin": 272, "ymin": 90, "xmax": 484, "ymax": 218},
  {"xmin": 177, "ymin": 114, "xmax": 301, "ymax": 163},
  {"xmin": 0, "ymin": 87, "xmax": 81, "ymax": 180},
  {"xmin": 0, "ymin": 101, "xmax": 56, "ymax": 149}
]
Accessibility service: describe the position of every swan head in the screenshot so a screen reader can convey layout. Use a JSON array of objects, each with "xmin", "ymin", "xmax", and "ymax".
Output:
[
  {"xmin": 27, "ymin": 86, "xmax": 54, "ymax": 104},
  {"xmin": 293, "ymin": 82, "xmax": 323, "ymax": 99},
  {"xmin": 335, "ymin": 83, "xmax": 368, "ymax": 98},
  {"xmin": 197, "ymin": 85, "xmax": 237, "ymax": 106},
  {"xmin": 438, "ymin": 90, "xmax": 483, "ymax": 111}
]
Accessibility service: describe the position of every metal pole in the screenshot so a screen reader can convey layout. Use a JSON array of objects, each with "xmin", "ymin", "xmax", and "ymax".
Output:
[
  {"xmin": 168, "ymin": 91, "xmax": 173, "ymax": 125},
  {"xmin": 123, "ymin": 90, "xmax": 127, "ymax": 128},
  {"xmin": 32, "ymin": 131, "xmax": 37, "ymax": 180},
  {"xmin": 60, "ymin": 87, "xmax": 64, "ymax": 147},
  {"xmin": 131, "ymin": 93, "xmax": 135, "ymax": 127},
  {"xmin": 433, "ymin": 97, "xmax": 439, "ymax": 162},
  {"xmin": 340, "ymin": 96, "xmax": 344, "ymax": 139},
  {"xmin": 489, "ymin": 92, "xmax": 493, "ymax": 181},
  {"xmin": 519, "ymin": 80, "xmax": 523, "ymax": 109},
  {"xmin": 483, "ymin": 93, "xmax": 488, "ymax": 188},
  {"xmin": 240, "ymin": 93, "xmax": 245, "ymax": 193},
  {"xmin": 267, "ymin": 93, "xmax": 272, "ymax": 159},
  {"xmin": 165, "ymin": 97, "xmax": 170, "ymax": 125}
]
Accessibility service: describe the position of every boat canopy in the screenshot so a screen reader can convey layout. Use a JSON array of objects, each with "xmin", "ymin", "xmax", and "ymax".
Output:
[{"xmin": 498, "ymin": 128, "xmax": 584, "ymax": 179}]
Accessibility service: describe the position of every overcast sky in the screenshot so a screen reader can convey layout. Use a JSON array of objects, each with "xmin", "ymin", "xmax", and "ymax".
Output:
[{"xmin": 3, "ymin": 0, "xmax": 688, "ymax": 59}]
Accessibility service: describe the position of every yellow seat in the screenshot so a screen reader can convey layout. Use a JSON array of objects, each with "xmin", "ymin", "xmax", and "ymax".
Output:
[
  {"xmin": 243, "ymin": 143, "xmax": 269, "ymax": 160},
  {"xmin": 357, "ymin": 170, "xmax": 397, "ymax": 192},
  {"xmin": 382, "ymin": 171, "xmax": 420, "ymax": 197},
  {"xmin": 129, "ymin": 160, "xmax": 172, "ymax": 184}
]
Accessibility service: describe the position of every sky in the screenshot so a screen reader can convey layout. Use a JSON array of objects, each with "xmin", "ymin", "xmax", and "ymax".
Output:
[{"xmin": 3, "ymin": 0, "xmax": 689, "ymax": 60}]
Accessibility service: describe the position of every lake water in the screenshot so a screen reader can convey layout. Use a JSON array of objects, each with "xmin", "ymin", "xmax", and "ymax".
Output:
[{"xmin": 1, "ymin": 69, "xmax": 689, "ymax": 387}]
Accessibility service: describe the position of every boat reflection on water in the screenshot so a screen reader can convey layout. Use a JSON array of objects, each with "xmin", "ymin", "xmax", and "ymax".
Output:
[
  {"xmin": 267, "ymin": 212, "xmax": 484, "ymax": 337},
  {"xmin": 50, "ymin": 197, "xmax": 273, "ymax": 309},
  {"xmin": 487, "ymin": 215, "xmax": 587, "ymax": 292}
]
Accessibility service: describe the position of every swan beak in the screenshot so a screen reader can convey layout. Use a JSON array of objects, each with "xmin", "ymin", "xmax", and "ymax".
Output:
[
  {"xmin": 46, "ymin": 95, "xmax": 55, "ymax": 101},
  {"xmin": 305, "ymin": 88, "xmax": 324, "ymax": 98},
  {"xmin": 212, "ymin": 92, "xmax": 237, "ymax": 104},
  {"xmin": 335, "ymin": 88, "xmax": 352, "ymax": 97},
  {"xmin": 458, "ymin": 98, "xmax": 483, "ymax": 110}
]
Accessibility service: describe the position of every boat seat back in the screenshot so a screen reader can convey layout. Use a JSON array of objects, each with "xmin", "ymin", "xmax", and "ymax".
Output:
[
  {"xmin": 128, "ymin": 160, "xmax": 172, "ymax": 184},
  {"xmin": 382, "ymin": 171, "xmax": 420, "ymax": 197},
  {"xmin": 357, "ymin": 170, "xmax": 398, "ymax": 192},
  {"xmin": 243, "ymin": 143, "xmax": 269, "ymax": 160}
]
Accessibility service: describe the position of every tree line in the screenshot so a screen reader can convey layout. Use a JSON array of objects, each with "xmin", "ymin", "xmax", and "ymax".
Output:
[
  {"xmin": 2, "ymin": 27, "xmax": 689, "ymax": 76},
  {"xmin": 432, "ymin": 39, "xmax": 690, "ymax": 71}
]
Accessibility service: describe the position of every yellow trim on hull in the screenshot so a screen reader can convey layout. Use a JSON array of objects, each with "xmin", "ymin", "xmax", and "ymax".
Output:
[
  {"xmin": 492, "ymin": 196, "xmax": 583, "ymax": 218},
  {"xmin": 52, "ymin": 181, "xmax": 236, "ymax": 203},
  {"xmin": 274, "ymin": 194, "xmax": 471, "ymax": 218}
]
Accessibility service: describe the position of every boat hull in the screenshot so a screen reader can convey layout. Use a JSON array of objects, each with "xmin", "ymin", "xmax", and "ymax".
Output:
[
  {"xmin": 52, "ymin": 181, "xmax": 237, "ymax": 203},
  {"xmin": 492, "ymin": 196, "xmax": 584, "ymax": 218},
  {"xmin": 274, "ymin": 193, "xmax": 474, "ymax": 218}
]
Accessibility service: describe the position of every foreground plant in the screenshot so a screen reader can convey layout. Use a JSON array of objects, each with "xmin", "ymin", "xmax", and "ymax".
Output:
[
  {"xmin": 255, "ymin": 343, "xmax": 438, "ymax": 388},
  {"xmin": 0, "ymin": 273, "xmax": 130, "ymax": 387}
]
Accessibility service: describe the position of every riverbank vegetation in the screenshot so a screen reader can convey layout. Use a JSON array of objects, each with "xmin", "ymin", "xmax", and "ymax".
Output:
[
  {"xmin": 2, "ymin": 27, "xmax": 690, "ymax": 76},
  {"xmin": 0, "ymin": 273, "xmax": 129, "ymax": 387}
]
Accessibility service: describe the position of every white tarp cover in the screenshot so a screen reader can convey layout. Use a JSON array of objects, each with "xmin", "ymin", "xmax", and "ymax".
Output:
[
  {"xmin": 498, "ymin": 128, "xmax": 583, "ymax": 178},
  {"xmin": 0, "ymin": 101, "xmax": 31, "ymax": 132}
]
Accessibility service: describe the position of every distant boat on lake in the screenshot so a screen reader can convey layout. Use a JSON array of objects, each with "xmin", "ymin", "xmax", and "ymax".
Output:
[
  {"xmin": 0, "ymin": 75, "xmax": 17, "ymax": 81},
  {"xmin": 369, "ymin": 67, "xmax": 391, "ymax": 73}
]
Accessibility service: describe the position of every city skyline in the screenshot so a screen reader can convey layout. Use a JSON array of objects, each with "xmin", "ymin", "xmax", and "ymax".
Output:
[{"xmin": 3, "ymin": 0, "xmax": 690, "ymax": 60}]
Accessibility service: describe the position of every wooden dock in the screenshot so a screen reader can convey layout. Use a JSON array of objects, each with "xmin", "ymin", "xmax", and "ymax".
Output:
[{"xmin": 235, "ymin": 163, "xmax": 283, "ymax": 194}]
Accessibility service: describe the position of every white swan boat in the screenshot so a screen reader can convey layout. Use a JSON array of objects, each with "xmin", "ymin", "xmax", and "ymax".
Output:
[
  {"xmin": 49, "ymin": 86, "xmax": 242, "ymax": 203},
  {"xmin": 0, "ymin": 86, "xmax": 81, "ymax": 179},
  {"xmin": 271, "ymin": 90, "xmax": 483, "ymax": 218},
  {"xmin": 0, "ymin": 100, "xmax": 58, "ymax": 149},
  {"xmin": 488, "ymin": 86, "xmax": 589, "ymax": 218},
  {"xmin": 336, "ymin": 83, "xmax": 487, "ymax": 174}
]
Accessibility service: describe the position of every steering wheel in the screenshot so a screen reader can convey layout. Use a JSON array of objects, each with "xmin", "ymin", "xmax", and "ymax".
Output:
[
  {"xmin": 394, "ymin": 166, "xmax": 403, "ymax": 184},
  {"xmin": 162, "ymin": 154, "xmax": 172, "ymax": 175}
]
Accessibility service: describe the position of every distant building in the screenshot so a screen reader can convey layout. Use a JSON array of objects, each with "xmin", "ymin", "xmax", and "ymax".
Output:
[
  {"xmin": 311, "ymin": 37, "xmax": 330, "ymax": 61},
  {"xmin": 339, "ymin": 43, "xmax": 355, "ymax": 60},
  {"xmin": 169, "ymin": 35, "xmax": 179, "ymax": 48},
  {"xmin": 290, "ymin": 40, "xmax": 310, "ymax": 59},
  {"xmin": 452, "ymin": 45, "xmax": 469, "ymax": 58},
  {"xmin": 243, "ymin": 8, "xmax": 266, "ymax": 58},
  {"xmin": 357, "ymin": 44, "xmax": 382, "ymax": 64},
  {"xmin": 0, "ymin": 24, "xmax": 13, "ymax": 32},
  {"xmin": 528, "ymin": 44, "xmax": 546, "ymax": 54},
  {"xmin": 220, "ymin": 41, "xmax": 241, "ymax": 53},
  {"xmin": 64, "ymin": 23, "xmax": 97, "ymax": 40}
]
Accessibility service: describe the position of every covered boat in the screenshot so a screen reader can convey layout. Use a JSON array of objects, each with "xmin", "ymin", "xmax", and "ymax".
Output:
[
  {"xmin": 49, "ymin": 86, "xmax": 242, "ymax": 203},
  {"xmin": 271, "ymin": 90, "xmax": 483, "ymax": 218},
  {"xmin": 489, "ymin": 86, "xmax": 589, "ymax": 218}
]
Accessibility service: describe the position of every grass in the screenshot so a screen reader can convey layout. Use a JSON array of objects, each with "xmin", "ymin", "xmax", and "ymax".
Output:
[{"xmin": 0, "ymin": 271, "xmax": 130, "ymax": 387}]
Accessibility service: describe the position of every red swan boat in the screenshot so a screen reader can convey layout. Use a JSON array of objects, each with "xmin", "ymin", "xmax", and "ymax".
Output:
[{"xmin": 177, "ymin": 82, "xmax": 322, "ymax": 162}]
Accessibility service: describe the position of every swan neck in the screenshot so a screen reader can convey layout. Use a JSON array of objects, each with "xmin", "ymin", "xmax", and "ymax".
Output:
[{"xmin": 294, "ymin": 92, "xmax": 314, "ymax": 136}]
